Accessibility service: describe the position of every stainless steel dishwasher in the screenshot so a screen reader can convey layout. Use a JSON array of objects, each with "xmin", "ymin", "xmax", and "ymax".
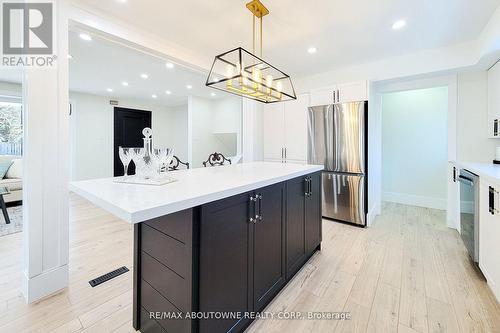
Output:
[{"xmin": 458, "ymin": 169, "xmax": 479, "ymax": 262}]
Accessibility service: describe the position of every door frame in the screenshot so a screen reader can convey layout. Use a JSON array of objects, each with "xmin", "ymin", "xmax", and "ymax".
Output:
[{"xmin": 369, "ymin": 75, "xmax": 458, "ymax": 228}]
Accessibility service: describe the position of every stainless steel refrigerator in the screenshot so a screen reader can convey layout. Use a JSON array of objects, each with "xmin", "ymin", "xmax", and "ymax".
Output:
[{"xmin": 307, "ymin": 101, "xmax": 367, "ymax": 226}]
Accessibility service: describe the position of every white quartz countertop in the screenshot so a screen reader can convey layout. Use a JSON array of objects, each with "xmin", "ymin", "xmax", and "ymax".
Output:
[
  {"xmin": 452, "ymin": 161, "xmax": 500, "ymax": 184},
  {"xmin": 70, "ymin": 162, "xmax": 323, "ymax": 224}
]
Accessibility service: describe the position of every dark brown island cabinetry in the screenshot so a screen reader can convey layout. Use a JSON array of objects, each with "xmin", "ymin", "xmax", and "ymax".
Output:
[{"xmin": 134, "ymin": 172, "xmax": 322, "ymax": 333}]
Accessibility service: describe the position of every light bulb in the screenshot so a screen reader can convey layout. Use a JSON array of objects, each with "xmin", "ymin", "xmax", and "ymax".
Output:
[{"xmin": 266, "ymin": 75, "xmax": 273, "ymax": 88}]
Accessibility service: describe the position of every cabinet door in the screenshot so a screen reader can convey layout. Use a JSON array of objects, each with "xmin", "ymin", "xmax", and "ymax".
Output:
[
  {"xmin": 199, "ymin": 192, "xmax": 253, "ymax": 333},
  {"xmin": 338, "ymin": 81, "xmax": 368, "ymax": 103},
  {"xmin": 310, "ymin": 87, "xmax": 335, "ymax": 106},
  {"xmin": 479, "ymin": 181, "xmax": 500, "ymax": 301},
  {"xmin": 263, "ymin": 103, "xmax": 285, "ymax": 161},
  {"xmin": 253, "ymin": 183, "xmax": 286, "ymax": 311},
  {"xmin": 306, "ymin": 173, "xmax": 322, "ymax": 255},
  {"xmin": 284, "ymin": 94, "xmax": 309, "ymax": 163},
  {"xmin": 286, "ymin": 176, "xmax": 307, "ymax": 278},
  {"xmin": 488, "ymin": 62, "xmax": 500, "ymax": 137}
]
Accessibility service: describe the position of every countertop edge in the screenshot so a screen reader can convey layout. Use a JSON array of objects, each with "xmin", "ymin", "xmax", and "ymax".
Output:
[
  {"xmin": 450, "ymin": 160, "xmax": 500, "ymax": 185},
  {"xmin": 69, "ymin": 183, "xmax": 133, "ymax": 223},
  {"xmin": 70, "ymin": 165, "xmax": 323, "ymax": 224}
]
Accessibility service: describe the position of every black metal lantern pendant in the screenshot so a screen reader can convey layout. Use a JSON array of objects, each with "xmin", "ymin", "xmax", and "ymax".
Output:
[{"xmin": 206, "ymin": 0, "xmax": 296, "ymax": 103}]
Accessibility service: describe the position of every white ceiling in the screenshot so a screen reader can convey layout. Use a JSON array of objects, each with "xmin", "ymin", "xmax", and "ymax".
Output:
[
  {"xmin": 69, "ymin": 30, "xmax": 227, "ymax": 105},
  {"xmin": 74, "ymin": 0, "xmax": 500, "ymax": 77}
]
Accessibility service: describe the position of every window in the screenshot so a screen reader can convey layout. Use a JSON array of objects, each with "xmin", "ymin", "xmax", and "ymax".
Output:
[{"xmin": 0, "ymin": 100, "xmax": 23, "ymax": 155}]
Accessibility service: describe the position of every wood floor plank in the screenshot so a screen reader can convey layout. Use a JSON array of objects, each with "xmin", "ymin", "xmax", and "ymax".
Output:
[
  {"xmin": 0, "ymin": 198, "xmax": 499, "ymax": 333},
  {"xmin": 426, "ymin": 297, "xmax": 460, "ymax": 333},
  {"xmin": 366, "ymin": 282, "xmax": 400, "ymax": 333}
]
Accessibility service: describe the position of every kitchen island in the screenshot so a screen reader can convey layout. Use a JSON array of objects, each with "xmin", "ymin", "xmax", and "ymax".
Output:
[{"xmin": 70, "ymin": 162, "xmax": 323, "ymax": 333}]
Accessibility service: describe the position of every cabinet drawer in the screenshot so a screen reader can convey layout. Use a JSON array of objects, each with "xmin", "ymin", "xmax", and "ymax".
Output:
[
  {"xmin": 140, "ymin": 307, "xmax": 166, "ymax": 333},
  {"xmin": 141, "ymin": 279, "xmax": 190, "ymax": 333},
  {"xmin": 145, "ymin": 209, "xmax": 192, "ymax": 244},
  {"xmin": 141, "ymin": 224, "xmax": 188, "ymax": 278},
  {"xmin": 141, "ymin": 251, "xmax": 188, "ymax": 312}
]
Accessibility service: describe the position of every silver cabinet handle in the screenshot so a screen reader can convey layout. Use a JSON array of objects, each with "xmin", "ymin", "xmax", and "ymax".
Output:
[
  {"xmin": 308, "ymin": 176, "xmax": 312, "ymax": 196},
  {"xmin": 333, "ymin": 90, "xmax": 336, "ymax": 104},
  {"xmin": 257, "ymin": 194, "xmax": 263, "ymax": 221},
  {"xmin": 495, "ymin": 188, "xmax": 500, "ymax": 214},
  {"xmin": 249, "ymin": 195, "xmax": 257, "ymax": 223}
]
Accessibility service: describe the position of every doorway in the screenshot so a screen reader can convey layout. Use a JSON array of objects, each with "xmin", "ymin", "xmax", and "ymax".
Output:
[
  {"xmin": 113, "ymin": 107, "xmax": 152, "ymax": 176},
  {"xmin": 381, "ymin": 86, "xmax": 449, "ymax": 209}
]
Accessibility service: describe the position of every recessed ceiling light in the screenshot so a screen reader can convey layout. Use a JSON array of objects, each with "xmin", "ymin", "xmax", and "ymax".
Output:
[
  {"xmin": 307, "ymin": 47, "xmax": 317, "ymax": 54},
  {"xmin": 67, "ymin": 54, "xmax": 73, "ymax": 59},
  {"xmin": 166, "ymin": 62, "xmax": 174, "ymax": 69},
  {"xmin": 140, "ymin": 73, "xmax": 149, "ymax": 79},
  {"xmin": 186, "ymin": 84, "xmax": 192, "ymax": 89},
  {"xmin": 165, "ymin": 90, "xmax": 172, "ymax": 95},
  {"xmin": 392, "ymin": 20, "xmax": 406, "ymax": 30},
  {"xmin": 152, "ymin": 94, "xmax": 157, "ymax": 99},
  {"xmin": 121, "ymin": 81, "xmax": 129, "ymax": 86},
  {"xmin": 115, "ymin": 0, "xmax": 127, "ymax": 3},
  {"xmin": 211, "ymin": 92, "xmax": 216, "ymax": 97},
  {"xmin": 79, "ymin": 33, "xmax": 92, "ymax": 41},
  {"xmin": 106, "ymin": 88, "xmax": 113, "ymax": 92}
]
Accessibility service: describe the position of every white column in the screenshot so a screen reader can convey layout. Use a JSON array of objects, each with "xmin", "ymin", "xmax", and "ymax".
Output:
[{"xmin": 22, "ymin": 0, "xmax": 70, "ymax": 303}]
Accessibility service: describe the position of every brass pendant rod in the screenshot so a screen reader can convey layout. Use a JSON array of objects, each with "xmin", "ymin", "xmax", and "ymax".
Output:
[
  {"xmin": 253, "ymin": 15, "xmax": 256, "ymax": 55},
  {"xmin": 260, "ymin": 16, "xmax": 263, "ymax": 58}
]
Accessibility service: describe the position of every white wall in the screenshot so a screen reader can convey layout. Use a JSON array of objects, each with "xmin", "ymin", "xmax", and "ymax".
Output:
[
  {"xmin": 190, "ymin": 95, "xmax": 242, "ymax": 167},
  {"xmin": 70, "ymin": 91, "xmax": 188, "ymax": 180},
  {"xmin": 381, "ymin": 87, "xmax": 449, "ymax": 209},
  {"xmin": 456, "ymin": 71, "xmax": 499, "ymax": 162}
]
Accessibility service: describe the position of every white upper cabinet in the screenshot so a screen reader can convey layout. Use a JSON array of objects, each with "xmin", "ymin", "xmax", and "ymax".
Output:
[
  {"xmin": 488, "ymin": 61, "xmax": 500, "ymax": 138},
  {"xmin": 263, "ymin": 94, "xmax": 309, "ymax": 163},
  {"xmin": 309, "ymin": 81, "xmax": 368, "ymax": 106},
  {"xmin": 310, "ymin": 88, "xmax": 334, "ymax": 106},
  {"xmin": 284, "ymin": 94, "xmax": 309, "ymax": 162},
  {"xmin": 337, "ymin": 81, "xmax": 368, "ymax": 103},
  {"xmin": 263, "ymin": 102, "xmax": 285, "ymax": 161}
]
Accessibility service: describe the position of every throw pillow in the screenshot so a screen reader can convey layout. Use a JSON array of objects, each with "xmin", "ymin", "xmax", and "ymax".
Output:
[
  {"xmin": 0, "ymin": 161, "xmax": 13, "ymax": 179},
  {"xmin": 5, "ymin": 158, "xmax": 22, "ymax": 179}
]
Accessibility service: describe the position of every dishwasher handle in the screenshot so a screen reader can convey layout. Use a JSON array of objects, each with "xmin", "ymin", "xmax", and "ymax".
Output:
[{"xmin": 458, "ymin": 175, "xmax": 474, "ymax": 187}]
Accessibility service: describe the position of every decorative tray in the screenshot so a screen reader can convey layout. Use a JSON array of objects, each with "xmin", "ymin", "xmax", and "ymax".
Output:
[{"xmin": 113, "ymin": 175, "xmax": 177, "ymax": 186}]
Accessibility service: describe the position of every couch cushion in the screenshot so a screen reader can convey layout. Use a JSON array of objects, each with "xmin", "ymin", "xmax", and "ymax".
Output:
[
  {"xmin": 0, "ymin": 161, "xmax": 12, "ymax": 179},
  {"xmin": 0, "ymin": 178, "xmax": 22, "ymax": 191},
  {"xmin": 6, "ymin": 158, "xmax": 22, "ymax": 179}
]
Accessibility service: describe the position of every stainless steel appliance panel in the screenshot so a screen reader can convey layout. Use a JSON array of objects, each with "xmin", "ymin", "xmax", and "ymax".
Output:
[
  {"xmin": 322, "ymin": 172, "xmax": 365, "ymax": 226},
  {"xmin": 332, "ymin": 102, "xmax": 366, "ymax": 174},
  {"xmin": 307, "ymin": 105, "xmax": 334, "ymax": 170},
  {"xmin": 458, "ymin": 169, "xmax": 479, "ymax": 262}
]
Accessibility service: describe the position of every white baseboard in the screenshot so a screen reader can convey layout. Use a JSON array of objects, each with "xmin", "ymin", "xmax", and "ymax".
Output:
[
  {"xmin": 382, "ymin": 191, "xmax": 447, "ymax": 210},
  {"xmin": 22, "ymin": 265, "xmax": 68, "ymax": 303},
  {"xmin": 367, "ymin": 200, "xmax": 381, "ymax": 227}
]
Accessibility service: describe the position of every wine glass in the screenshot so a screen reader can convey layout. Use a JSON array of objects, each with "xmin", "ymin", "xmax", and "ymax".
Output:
[
  {"xmin": 130, "ymin": 148, "xmax": 145, "ymax": 178},
  {"xmin": 118, "ymin": 147, "xmax": 132, "ymax": 178},
  {"xmin": 152, "ymin": 148, "xmax": 174, "ymax": 177}
]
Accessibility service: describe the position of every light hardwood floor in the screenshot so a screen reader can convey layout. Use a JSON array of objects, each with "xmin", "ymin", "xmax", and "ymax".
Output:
[{"xmin": 0, "ymin": 197, "xmax": 499, "ymax": 332}]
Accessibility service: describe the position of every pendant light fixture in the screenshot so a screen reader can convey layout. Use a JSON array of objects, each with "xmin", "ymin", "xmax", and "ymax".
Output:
[{"xmin": 206, "ymin": 0, "xmax": 296, "ymax": 103}]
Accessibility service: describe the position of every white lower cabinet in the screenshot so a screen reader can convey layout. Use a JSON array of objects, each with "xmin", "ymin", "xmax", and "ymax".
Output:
[
  {"xmin": 479, "ymin": 179, "xmax": 500, "ymax": 302},
  {"xmin": 263, "ymin": 94, "xmax": 309, "ymax": 163}
]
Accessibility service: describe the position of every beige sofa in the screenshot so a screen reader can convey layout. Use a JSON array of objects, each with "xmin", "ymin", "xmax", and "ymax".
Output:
[{"xmin": 0, "ymin": 155, "xmax": 22, "ymax": 203}]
